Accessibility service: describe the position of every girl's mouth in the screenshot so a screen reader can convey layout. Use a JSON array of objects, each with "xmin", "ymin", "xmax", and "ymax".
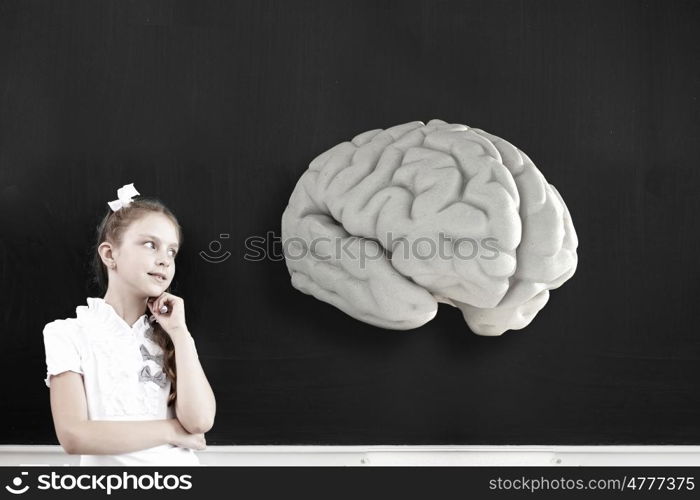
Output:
[{"xmin": 148, "ymin": 273, "xmax": 167, "ymax": 282}]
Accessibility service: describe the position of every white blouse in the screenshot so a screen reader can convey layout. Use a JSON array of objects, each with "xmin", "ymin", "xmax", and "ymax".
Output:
[{"xmin": 43, "ymin": 297, "xmax": 201, "ymax": 466}]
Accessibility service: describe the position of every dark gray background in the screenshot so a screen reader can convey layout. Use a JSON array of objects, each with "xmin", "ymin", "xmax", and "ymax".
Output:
[{"xmin": 1, "ymin": 0, "xmax": 698, "ymax": 445}]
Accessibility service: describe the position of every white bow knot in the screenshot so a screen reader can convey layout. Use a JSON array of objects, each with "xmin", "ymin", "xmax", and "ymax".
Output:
[{"xmin": 107, "ymin": 183, "xmax": 140, "ymax": 211}]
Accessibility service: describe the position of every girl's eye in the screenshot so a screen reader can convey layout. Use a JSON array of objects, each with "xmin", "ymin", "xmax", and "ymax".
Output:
[{"xmin": 145, "ymin": 241, "xmax": 177, "ymax": 257}]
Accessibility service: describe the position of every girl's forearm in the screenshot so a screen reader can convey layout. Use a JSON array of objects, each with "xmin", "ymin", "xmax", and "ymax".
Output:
[
  {"xmin": 66, "ymin": 418, "xmax": 177, "ymax": 455},
  {"xmin": 172, "ymin": 331, "xmax": 216, "ymax": 433}
]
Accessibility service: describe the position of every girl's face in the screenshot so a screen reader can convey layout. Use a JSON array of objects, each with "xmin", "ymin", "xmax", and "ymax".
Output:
[{"xmin": 107, "ymin": 213, "xmax": 180, "ymax": 298}]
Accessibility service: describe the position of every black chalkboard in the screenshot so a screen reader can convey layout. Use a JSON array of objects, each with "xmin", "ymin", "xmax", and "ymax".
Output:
[{"xmin": 1, "ymin": 0, "xmax": 699, "ymax": 446}]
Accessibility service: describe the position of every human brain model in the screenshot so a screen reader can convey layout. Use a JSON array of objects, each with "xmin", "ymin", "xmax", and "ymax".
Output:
[{"xmin": 281, "ymin": 119, "xmax": 578, "ymax": 335}]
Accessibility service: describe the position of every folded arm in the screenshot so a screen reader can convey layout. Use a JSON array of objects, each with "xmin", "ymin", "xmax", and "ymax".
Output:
[
  {"xmin": 49, "ymin": 371, "xmax": 180, "ymax": 455},
  {"xmin": 170, "ymin": 330, "xmax": 216, "ymax": 434}
]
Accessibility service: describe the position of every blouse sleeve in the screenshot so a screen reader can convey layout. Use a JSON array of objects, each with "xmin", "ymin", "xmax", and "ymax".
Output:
[{"xmin": 43, "ymin": 319, "xmax": 84, "ymax": 388}]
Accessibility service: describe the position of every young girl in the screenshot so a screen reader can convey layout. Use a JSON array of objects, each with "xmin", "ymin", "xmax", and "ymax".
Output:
[{"xmin": 42, "ymin": 183, "xmax": 216, "ymax": 466}]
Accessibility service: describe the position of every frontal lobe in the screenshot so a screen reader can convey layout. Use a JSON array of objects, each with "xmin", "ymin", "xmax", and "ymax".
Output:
[{"xmin": 281, "ymin": 119, "xmax": 578, "ymax": 335}]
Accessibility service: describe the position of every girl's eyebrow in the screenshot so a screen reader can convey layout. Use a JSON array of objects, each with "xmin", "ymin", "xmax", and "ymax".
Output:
[{"xmin": 138, "ymin": 233, "xmax": 179, "ymax": 248}]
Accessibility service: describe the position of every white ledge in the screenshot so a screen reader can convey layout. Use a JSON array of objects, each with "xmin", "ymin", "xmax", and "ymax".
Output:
[{"xmin": 1, "ymin": 445, "xmax": 700, "ymax": 466}]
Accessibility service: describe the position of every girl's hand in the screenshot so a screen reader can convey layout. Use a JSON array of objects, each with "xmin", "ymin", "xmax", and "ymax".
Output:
[
  {"xmin": 168, "ymin": 418, "xmax": 206, "ymax": 450},
  {"xmin": 147, "ymin": 292, "xmax": 188, "ymax": 336}
]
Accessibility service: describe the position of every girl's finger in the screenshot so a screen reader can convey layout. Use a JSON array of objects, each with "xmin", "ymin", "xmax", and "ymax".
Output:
[{"xmin": 148, "ymin": 297, "xmax": 158, "ymax": 313}]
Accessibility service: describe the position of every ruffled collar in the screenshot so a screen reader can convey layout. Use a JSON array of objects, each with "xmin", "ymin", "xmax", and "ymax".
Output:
[{"xmin": 77, "ymin": 297, "xmax": 152, "ymax": 338}]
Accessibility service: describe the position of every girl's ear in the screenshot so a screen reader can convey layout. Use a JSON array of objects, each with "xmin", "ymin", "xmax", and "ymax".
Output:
[{"xmin": 97, "ymin": 241, "xmax": 116, "ymax": 267}]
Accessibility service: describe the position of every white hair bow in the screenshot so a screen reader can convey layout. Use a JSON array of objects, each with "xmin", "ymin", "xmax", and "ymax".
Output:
[{"xmin": 107, "ymin": 183, "xmax": 140, "ymax": 211}]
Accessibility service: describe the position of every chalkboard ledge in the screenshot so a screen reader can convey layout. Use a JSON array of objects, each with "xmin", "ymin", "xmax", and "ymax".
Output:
[{"xmin": 1, "ymin": 445, "xmax": 700, "ymax": 466}]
